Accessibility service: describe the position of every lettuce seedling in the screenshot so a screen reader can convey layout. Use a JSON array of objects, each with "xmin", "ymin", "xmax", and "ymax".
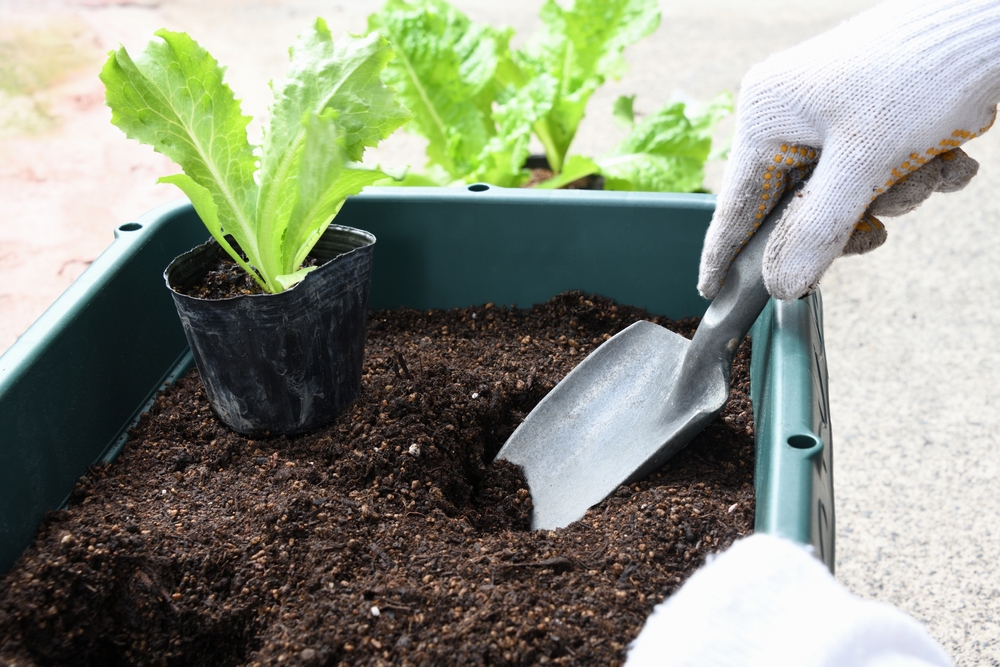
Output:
[
  {"xmin": 506, "ymin": 0, "xmax": 660, "ymax": 174},
  {"xmin": 367, "ymin": 0, "xmax": 537, "ymax": 187},
  {"xmin": 101, "ymin": 20, "xmax": 409, "ymax": 293},
  {"xmin": 597, "ymin": 93, "xmax": 732, "ymax": 191},
  {"xmin": 368, "ymin": 0, "xmax": 729, "ymax": 193},
  {"xmin": 538, "ymin": 92, "xmax": 734, "ymax": 191}
]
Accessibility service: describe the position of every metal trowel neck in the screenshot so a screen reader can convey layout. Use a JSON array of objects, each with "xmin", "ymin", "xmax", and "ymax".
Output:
[{"xmin": 674, "ymin": 191, "xmax": 795, "ymax": 395}]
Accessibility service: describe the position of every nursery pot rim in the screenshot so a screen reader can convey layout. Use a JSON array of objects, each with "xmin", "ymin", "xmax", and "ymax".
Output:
[{"xmin": 163, "ymin": 223, "xmax": 376, "ymax": 302}]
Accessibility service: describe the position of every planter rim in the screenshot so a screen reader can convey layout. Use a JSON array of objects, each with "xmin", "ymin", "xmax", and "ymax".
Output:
[{"xmin": 366, "ymin": 183, "xmax": 718, "ymax": 210}]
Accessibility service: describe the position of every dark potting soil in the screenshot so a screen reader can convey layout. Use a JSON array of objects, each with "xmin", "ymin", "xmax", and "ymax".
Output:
[
  {"xmin": 180, "ymin": 256, "xmax": 323, "ymax": 299},
  {"xmin": 0, "ymin": 292, "xmax": 756, "ymax": 667},
  {"xmin": 181, "ymin": 255, "xmax": 265, "ymax": 297}
]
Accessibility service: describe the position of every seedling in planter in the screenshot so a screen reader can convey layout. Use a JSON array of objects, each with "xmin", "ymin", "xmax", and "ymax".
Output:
[
  {"xmin": 101, "ymin": 20, "xmax": 409, "ymax": 293},
  {"xmin": 368, "ymin": 0, "xmax": 731, "ymax": 191}
]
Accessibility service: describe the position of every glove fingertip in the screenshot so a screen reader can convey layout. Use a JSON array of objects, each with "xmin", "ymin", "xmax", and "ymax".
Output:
[
  {"xmin": 841, "ymin": 213, "xmax": 888, "ymax": 256},
  {"xmin": 763, "ymin": 269, "xmax": 815, "ymax": 302},
  {"xmin": 697, "ymin": 256, "xmax": 726, "ymax": 299},
  {"xmin": 936, "ymin": 148, "xmax": 979, "ymax": 192},
  {"xmin": 697, "ymin": 279, "xmax": 721, "ymax": 301},
  {"xmin": 761, "ymin": 205, "xmax": 844, "ymax": 301}
]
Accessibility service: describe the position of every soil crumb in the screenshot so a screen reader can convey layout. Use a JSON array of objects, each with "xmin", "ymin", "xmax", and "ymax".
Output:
[{"xmin": 0, "ymin": 292, "xmax": 755, "ymax": 667}]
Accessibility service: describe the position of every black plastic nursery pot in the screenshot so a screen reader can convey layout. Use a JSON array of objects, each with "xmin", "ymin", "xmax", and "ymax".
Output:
[
  {"xmin": 0, "ymin": 185, "xmax": 835, "ymax": 576},
  {"xmin": 164, "ymin": 225, "xmax": 374, "ymax": 435}
]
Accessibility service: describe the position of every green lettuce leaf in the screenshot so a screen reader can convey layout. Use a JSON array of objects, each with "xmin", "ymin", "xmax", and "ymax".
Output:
[
  {"xmin": 274, "ymin": 266, "xmax": 318, "ymax": 292},
  {"xmin": 102, "ymin": 21, "xmax": 407, "ymax": 293},
  {"xmin": 472, "ymin": 73, "xmax": 557, "ymax": 187},
  {"xmin": 369, "ymin": 0, "xmax": 507, "ymax": 181},
  {"xmin": 258, "ymin": 24, "xmax": 406, "ymax": 285},
  {"xmin": 516, "ymin": 0, "xmax": 660, "ymax": 172},
  {"xmin": 612, "ymin": 94, "xmax": 635, "ymax": 130},
  {"xmin": 101, "ymin": 29, "xmax": 263, "ymax": 286},
  {"xmin": 598, "ymin": 92, "xmax": 732, "ymax": 192}
]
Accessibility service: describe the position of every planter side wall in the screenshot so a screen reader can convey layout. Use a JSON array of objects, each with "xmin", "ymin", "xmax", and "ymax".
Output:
[
  {"xmin": 0, "ymin": 186, "xmax": 832, "ymax": 575},
  {"xmin": 335, "ymin": 185, "xmax": 716, "ymax": 320},
  {"xmin": 0, "ymin": 201, "xmax": 205, "ymax": 573},
  {"xmin": 750, "ymin": 295, "xmax": 836, "ymax": 572}
]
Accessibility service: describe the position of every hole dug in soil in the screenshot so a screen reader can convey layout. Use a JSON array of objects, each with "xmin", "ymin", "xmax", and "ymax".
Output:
[{"xmin": 0, "ymin": 292, "xmax": 756, "ymax": 667}]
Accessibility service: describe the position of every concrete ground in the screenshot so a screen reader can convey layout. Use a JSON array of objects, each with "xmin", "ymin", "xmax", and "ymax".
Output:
[{"xmin": 2, "ymin": 1, "xmax": 998, "ymax": 664}]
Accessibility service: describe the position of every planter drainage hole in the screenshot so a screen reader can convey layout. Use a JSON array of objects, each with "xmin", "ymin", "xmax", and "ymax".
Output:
[
  {"xmin": 788, "ymin": 434, "xmax": 820, "ymax": 450},
  {"xmin": 118, "ymin": 222, "xmax": 142, "ymax": 232},
  {"xmin": 468, "ymin": 183, "xmax": 490, "ymax": 192}
]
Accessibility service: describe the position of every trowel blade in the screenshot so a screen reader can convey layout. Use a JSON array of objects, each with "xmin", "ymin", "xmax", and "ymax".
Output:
[{"xmin": 495, "ymin": 320, "xmax": 728, "ymax": 530}]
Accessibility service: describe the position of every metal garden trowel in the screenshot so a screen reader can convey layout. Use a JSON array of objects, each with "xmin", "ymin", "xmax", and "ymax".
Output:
[{"xmin": 495, "ymin": 191, "xmax": 795, "ymax": 530}]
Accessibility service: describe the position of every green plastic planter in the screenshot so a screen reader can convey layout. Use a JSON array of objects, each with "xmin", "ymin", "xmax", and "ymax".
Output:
[{"xmin": 0, "ymin": 185, "xmax": 834, "ymax": 575}]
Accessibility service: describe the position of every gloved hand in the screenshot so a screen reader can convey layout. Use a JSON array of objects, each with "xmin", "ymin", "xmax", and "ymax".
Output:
[
  {"xmin": 625, "ymin": 534, "xmax": 952, "ymax": 667},
  {"xmin": 698, "ymin": 0, "xmax": 1000, "ymax": 301}
]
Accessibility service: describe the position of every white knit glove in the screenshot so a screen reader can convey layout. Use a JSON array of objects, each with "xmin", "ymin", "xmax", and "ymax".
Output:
[
  {"xmin": 625, "ymin": 534, "xmax": 953, "ymax": 667},
  {"xmin": 698, "ymin": 0, "xmax": 1000, "ymax": 301}
]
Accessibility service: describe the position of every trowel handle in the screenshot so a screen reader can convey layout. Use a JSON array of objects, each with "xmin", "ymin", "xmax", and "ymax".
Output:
[{"xmin": 684, "ymin": 190, "xmax": 797, "ymax": 374}]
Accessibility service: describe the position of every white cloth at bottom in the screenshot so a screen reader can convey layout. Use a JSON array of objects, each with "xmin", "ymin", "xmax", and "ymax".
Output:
[{"xmin": 625, "ymin": 534, "xmax": 951, "ymax": 667}]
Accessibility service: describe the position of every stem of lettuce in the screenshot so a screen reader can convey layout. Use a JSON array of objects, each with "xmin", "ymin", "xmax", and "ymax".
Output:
[{"xmin": 533, "ymin": 118, "xmax": 563, "ymax": 173}]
